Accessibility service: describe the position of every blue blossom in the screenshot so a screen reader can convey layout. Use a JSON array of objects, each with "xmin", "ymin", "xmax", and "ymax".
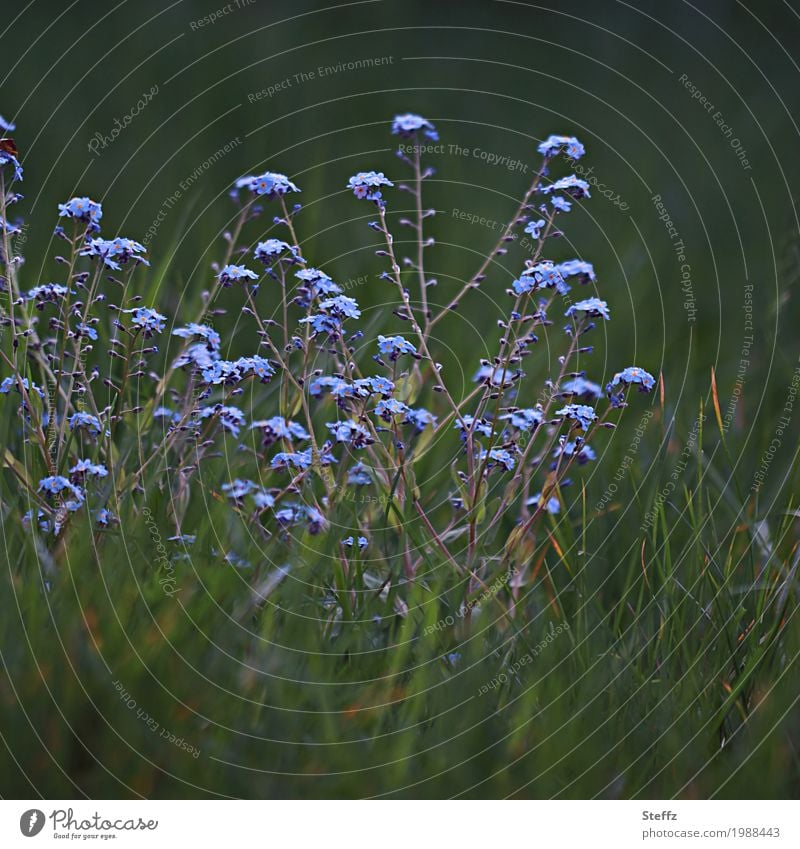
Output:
[
  {"xmin": 374, "ymin": 398, "xmax": 410, "ymax": 422},
  {"xmin": 527, "ymin": 492, "xmax": 561, "ymax": 514},
  {"xmin": 0, "ymin": 150, "xmax": 23, "ymax": 181},
  {"xmin": 561, "ymin": 376, "xmax": 602, "ymax": 399},
  {"xmin": 524, "ymin": 218, "xmax": 546, "ymax": 240},
  {"xmin": 392, "ymin": 113, "xmax": 438, "ymax": 141},
  {"xmin": 172, "ymin": 323, "xmax": 220, "ymax": 351},
  {"xmin": 295, "ymin": 267, "xmax": 342, "ymax": 297},
  {"xmin": 0, "ymin": 115, "xmax": 15, "ymax": 132},
  {"xmin": 540, "ymin": 175, "xmax": 591, "ymax": 199},
  {"xmin": 68, "ymin": 412, "xmax": 104, "ymax": 437},
  {"xmin": 607, "ymin": 366, "xmax": 655, "ymax": 406},
  {"xmin": 222, "ymin": 479, "xmax": 259, "ymax": 500},
  {"xmin": 254, "ymin": 239, "xmax": 304, "ymax": 265},
  {"xmin": 556, "ymin": 259, "xmax": 596, "ymax": 284},
  {"xmin": 250, "ymin": 416, "xmax": 309, "ymax": 445},
  {"xmin": 238, "ymin": 171, "xmax": 300, "ymax": 198},
  {"xmin": 69, "ymin": 459, "xmax": 108, "ymax": 478},
  {"xmin": 218, "ymin": 264, "xmax": 258, "ymax": 286},
  {"xmin": 537, "ymin": 134, "xmax": 586, "ymax": 160},
  {"xmin": 565, "ymin": 297, "xmax": 610, "ymax": 321},
  {"xmin": 500, "ymin": 407, "xmax": 543, "ymax": 432},
  {"xmin": 513, "ymin": 261, "xmax": 568, "ymax": 295},
  {"xmin": 74, "ymin": 322, "xmax": 98, "ymax": 340},
  {"xmin": 318, "ymin": 294, "xmax": 361, "ymax": 319},
  {"xmin": 327, "ymin": 420, "xmax": 374, "ymax": 448},
  {"xmin": 551, "ymin": 196, "xmax": 572, "ymax": 213},
  {"xmin": 347, "ymin": 170, "xmax": 393, "ymax": 201},
  {"xmin": 299, "ymin": 313, "xmax": 342, "ymax": 337},
  {"xmin": 404, "ymin": 407, "xmax": 437, "ymax": 431},
  {"xmin": 128, "ymin": 306, "xmax": 167, "ymax": 336},
  {"xmin": 355, "ymin": 376, "xmax": 394, "ymax": 397},
  {"xmin": 25, "ymin": 283, "xmax": 69, "ymax": 308},
  {"xmin": 38, "ymin": 476, "xmax": 85, "ymax": 510},
  {"xmin": 347, "ymin": 463, "xmax": 372, "ymax": 485},
  {"xmin": 473, "ymin": 364, "xmax": 518, "ymax": 387},
  {"xmin": 556, "ymin": 403, "xmax": 597, "ymax": 431},
  {"xmin": 271, "ymin": 450, "xmax": 311, "ymax": 471},
  {"xmin": 275, "ymin": 503, "xmax": 326, "ymax": 534},
  {"xmin": 342, "ymin": 535, "xmax": 369, "ymax": 549},
  {"xmin": 554, "ymin": 439, "xmax": 596, "ymax": 465},
  {"xmin": 96, "ymin": 508, "xmax": 117, "ymax": 527},
  {"xmin": 173, "ymin": 343, "xmax": 219, "ymax": 371},
  {"xmin": 81, "ymin": 237, "xmax": 149, "ymax": 270},
  {"xmin": 238, "ymin": 355, "xmax": 275, "ymax": 383},
  {"xmin": 377, "ymin": 334, "xmax": 417, "ymax": 360},
  {"xmin": 455, "ymin": 415, "xmax": 494, "ymax": 440},
  {"xmin": 253, "ymin": 491, "xmax": 276, "ymax": 510},
  {"xmin": 154, "ymin": 406, "xmax": 181, "ymax": 424},
  {"xmin": 1, "ymin": 376, "xmax": 45, "ymax": 399},
  {"xmin": 58, "ymin": 197, "xmax": 103, "ymax": 231},
  {"xmin": 196, "ymin": 405, "xmax": 246, "ymax": 436},
  {"xmin": 478, "ymin": 447, "xmax": 517, "ymax": 471}
]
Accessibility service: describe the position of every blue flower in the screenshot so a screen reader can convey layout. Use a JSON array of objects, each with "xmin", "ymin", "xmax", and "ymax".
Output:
[
  {"xmin": 58, "ymin": 197, "xmax": 103, "ymax": 231},
  {"xmin": 374, "ymin": 398, "xmax": 410, "ymax": 422},
  {"xmin": 526, "ymin": 492, "xmax": 561, "ymax": 514},
  {"xmin": 473, "ymin": 364, "xmax": 518, "ymax": 387},
  {"xmin": 607, "ymin": 366, "xmax": 655, "ymax": 405},
  {"xmin": 347, "ymin": 170, "xmax": 393, "ymax": 201},
  {"xmin": 404, "ymin": 407, "xmax": 437, "ymax": 431},
  {"xmin": 318, "ymin": 294, "xmax": 361, "ymax": 319},
  {"xmin": 0, "ymin": 115, "xmax": 15, "ymax": 132},
  {"xmin": 347, "ymin": 463, "xmax": 372, "ymax": 485},
  {"xmin": 551, "ymin": 196, "xmax": 572, "ymax": 213},
  {"xmin": 377, "ymin": 334, "xmax": 417, "ymax": 361},
  {"xmin": 237, "ymin": 355, "xmax": 275, "ymax": 383},
  {"xmin": 537, "ymin": 135, "xmax": 586, "ymax": 160},
  {"xmin": 299, "ymin": 313, "xmax": 342, "ymax": 337},
  {"xmin": 524, "ymin": 218, "xmax": 546, "ymax": 239},
  {"xmin": 222, "ymin": 479, "xmax": 258, "ymax": 500},
  {"xmin": 68, "ymin": 412, "xmax": 104, "ymax": 437},
  {"xmin": 38, "ymin": 476, "xmax": 85, "ymax": 510},
  {"xmin": 342, "ymin": 535, "xmax": 369, "ymax": 549},
  {"xmin": 554, "ymin": 439, "xmax": 596, "ymax": 465},
  {"xmin": 69, "ymin": 459, "xmax": 109, "ymax": 478},
  {"xmin": 271, "ymin": 450, "xmax": 312, "ymax": 471},
  {"xmin": 173, "ymin": 343, "xmax": 219, "ymax": 371},
  {"xmin": 25, "ymin": 283, "xmax": 69, "ymax": 308},
  {"xmin": 128, "ymin": 306, "xmax": 167, "ymax": 336},
  {"xmin": 561, "ymin": 376, "xmax": 602, "ymax": 399},
  {"xmin": 355, "ymin": 376, "xmax": 394, "ymax": 397},
  {"xmin": 172, "ymin": 323, "xmax": 220, "ymax": 351},
  {"xmin": 513, "ymin": 261, "xmax": 568, "ymax": 295},
  {"xmin": 540, "ymin": 175, "xmax": 591, "ymax": 199},
  {"xmin": 96, "ymin": 508, "xmax": 117, "ymax": 527},
  {"xmin": 327, "ymin": 419, "xmax": 374, "ymax": 448},
  {"xmin": 275, "ymin": 503, "xmax": 326, "ymax": 534},
  {"xmin": 392, "ymin": 113, "xmax": 438, "ymax": 141},
  {"xmin": 500, "ymin": 407, "xmax": 543, "ymax": 432},
  {"xmin": 454, "ymin": 415, "xmax": 494, "ymax": 440},
  {"xmin": 154, "ymin": 406, "xmax": 181, "ymax": 424},
  {"xmin": 565, "ymin": 298, "xmax": 610, "ymax": 321},
  {"xmin": 254, "ymin": 239, "xmax": 304, "ymax": 266},
  {"xmin": 80, "ymin": 237, "xmax": 149, "ymax": 270},
  {"xmin": 218, "ymin": 264, "xmax": 258, "ymax": 286},
  {"xmin": 250, "ymin": 416, "xmax": 309, "ymax": 445},
  {"xmin": 1, "ymin": 376, "xmax": 45, "ymax": 399},
  {"xmin": 0, "ymin": 150, "xmax": 23, "ymax": 181},
  {"xmin": 556, "ymin": 404, "xmax": 597, "ymax": 431},
  {"xmin": 196, "ymin": 405, "xmax": 246, "ymax": 436},
  {"xmin": 237, "ymin": 171, "xmax": 300, "ymax": 198},
  {"xmin": 295, "ymin": 268, "xmax": 342, "ymax": 298},
  {"xmin": 478, "ymin": 447, "xmax": 517, "ymax": 471},
  {"xmin": 74, "ymin": 322, "xmax": 98, "ymax": 341},
  {"xmin": 556, "ymin": 259, "xmax": 596, "ymax": 284}
]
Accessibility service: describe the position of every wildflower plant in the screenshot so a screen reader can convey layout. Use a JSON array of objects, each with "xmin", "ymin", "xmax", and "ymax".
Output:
[{"xmin": 0, "ymin": 113, "xmax": 654, "ymax": 631}]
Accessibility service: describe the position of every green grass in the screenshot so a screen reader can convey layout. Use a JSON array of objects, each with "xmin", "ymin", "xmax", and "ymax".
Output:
[{"xmin": 2, "ymin": 392, "xmax": 798, "ymax": 798}]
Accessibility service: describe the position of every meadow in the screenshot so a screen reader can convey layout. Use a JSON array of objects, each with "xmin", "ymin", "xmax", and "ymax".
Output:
[{"xmin": 1, "ymin": 0, "xmax": 798, "ymax": 800}]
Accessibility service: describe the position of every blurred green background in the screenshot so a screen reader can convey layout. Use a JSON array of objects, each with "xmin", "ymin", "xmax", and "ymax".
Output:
[{"xmin": 2, "ymin": 0, "xmax": 799, "ymax": 799}]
